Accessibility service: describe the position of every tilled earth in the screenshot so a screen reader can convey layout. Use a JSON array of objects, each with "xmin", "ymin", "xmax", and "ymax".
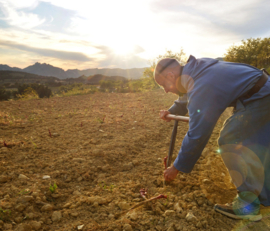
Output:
[{"xmin": 1, "ymin": 90, "xmax": 270, "ymax": 231}]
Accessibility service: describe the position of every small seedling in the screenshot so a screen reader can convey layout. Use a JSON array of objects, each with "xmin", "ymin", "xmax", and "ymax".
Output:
[
  {"xmin": 19, "ymin": 189, "xmax": 31, "ymax": 195},
  {"xmin": 49, "ymin": 182, "xmax": 58, "ymax": 193},
  {"xmin": 0, "ymin": 207, "xmax": 11, "ymax": 221}
]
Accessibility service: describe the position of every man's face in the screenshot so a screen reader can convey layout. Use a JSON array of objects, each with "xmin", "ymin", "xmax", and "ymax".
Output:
[{"xmin": 155, "ymin": 73, "xmax": 180, "ymax": 95}]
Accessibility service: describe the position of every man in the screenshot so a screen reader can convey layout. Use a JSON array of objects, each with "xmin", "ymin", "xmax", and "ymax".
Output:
[{"xmin": 155, "ymin": 56, "xmax": 270, "ymax": 221}]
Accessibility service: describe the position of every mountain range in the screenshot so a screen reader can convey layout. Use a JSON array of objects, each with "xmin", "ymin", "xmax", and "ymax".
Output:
[{"xmin": 0, "ymin": 63, "xmax": 147, "ymax": 80}]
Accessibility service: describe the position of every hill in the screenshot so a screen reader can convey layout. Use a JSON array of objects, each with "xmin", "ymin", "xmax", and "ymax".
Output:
[
  {"xmin": 0, "ymin": 63, "xmax": 147, "ymax": 79},
  {"xmin": 0, "ymin": 70, "xmax": 60, "ymax": 86}
]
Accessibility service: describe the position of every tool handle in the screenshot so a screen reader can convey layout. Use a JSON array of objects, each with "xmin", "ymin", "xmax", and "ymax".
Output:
[
  {"xmin": 166, "ymin": 120, "xmax": 178, "ymax": 168},
  {"xmin": 166, "ymin": 114, "xmax": 190, "ymax": 122}
]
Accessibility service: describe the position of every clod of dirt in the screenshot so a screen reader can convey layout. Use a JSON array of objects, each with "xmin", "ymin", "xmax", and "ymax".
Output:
[{"xmin": 52, "ymin": 211, "xmax": 62, "ymax": 222}]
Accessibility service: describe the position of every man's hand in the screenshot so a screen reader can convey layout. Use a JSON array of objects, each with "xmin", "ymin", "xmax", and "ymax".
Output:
[
  {"xmin": 164, "ymin": 165, "xmax": 179, "ymax": 181},
  {"xmin": 160, "ymin": 110, "xmax": 171, "ymax": 122}
]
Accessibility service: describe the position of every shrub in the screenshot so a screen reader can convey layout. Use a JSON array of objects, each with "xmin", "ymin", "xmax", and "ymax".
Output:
[{"xmin": 0, "ymin": 86, "xmax": 12, "ymax": 101}]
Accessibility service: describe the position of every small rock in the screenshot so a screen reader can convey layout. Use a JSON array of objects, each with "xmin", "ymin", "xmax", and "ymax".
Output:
[
  {"xmin": 41, "ymin": 204, "xmax": 53, "ymax": 212},
  {"xmin": 0, "ymin": 220, "xmax": 3, "ymax": 226},
  {"xmin": 52, "ymin": 133, "xmax": 59, "ymax": 137},
  {"xmin": 118, "ymin": 202, "xmax": 129, "ymax": 210},
  {"xmin": 93, "ymin": 201, "xmax": 99, "ymax": 208},
  {"xmin": 123, "ymin": 223, "xmax": 133, "ymax": 231},
  {"xmin": 108, "ymin": 213, "xmax": 115, "ymax": 219},
  {"xmin": 0, "ymin": 175, "xmax": 9, "ymax": 183},
  {"xmin": 128, "ymin": 212, "xmax": 138, "ymax": 221},
  {"xmin": 52, "ymin": 211, "xmax": 62, "ymax": 222},
  {"xmin": 18, "ymin": 174, "xmax": 29, "ymax": 180},
  {"xmin": 77, "ymin": 224, "xmax": 84, "ymax": 230},
  {"xmin": 42, "ymin": 175, "xmax": 50, "ymax": 179},
  {"xmin": 0, "ymin": 147, "xmax": 8, "ymax": 152},
  {"xmin": 167, "ymin": 226, "xmax": 175, "ymax": 231},
  {"xmin": 30, "ymin": 221, "xmax": 42, "ymax": 230},
  {"xmin": 73, "ymin": 190, "xmax": 82, "ymax": 196},
  {"xmin": 17, "ymin": 196, "xmax": 33, "ymax": 203},
  {"xmin": 186, "ymin": 212, "xmax": 197, "ymax": 223},
  {"xmin": 70, "ymin": 212, "xmax": 79, "ymax": 217},
  {"xmin": 174, "ymin": 202, "xmax": 183, "ymax": 213},
  {"xmin": 196, "ymin": 221, "xmax": 202, "ymax": 228},
  {"xmin": 14, "ymin": 223, "xmax": 31, "ymax": 231},
  {"xmin": 132, "ymin": 160, "xmax": 139, "ymax": 166},
  {"xmin": 202, "ymin": 179, "xmax": 211, "ymax": 184},
  {"xmin": 63, "ymin": 203, "xmax": 71, "ymax": 208},
  {"xmin": 165, "ymin": 210, "xmax": 175, "ymax": 216}
]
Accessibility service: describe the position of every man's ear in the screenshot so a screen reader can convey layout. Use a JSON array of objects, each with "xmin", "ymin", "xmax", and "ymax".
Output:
[{"xmin": 166, "ymin": 72, "xmax": 175, "ymax": 81}]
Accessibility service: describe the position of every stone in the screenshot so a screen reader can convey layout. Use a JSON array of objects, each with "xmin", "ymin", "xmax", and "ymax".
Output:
[
  {"xmin": 202, "ymin": 179, "xmax": 211, "ymax": 184},
  {"xmin": 77, "ymin": 225, "xmax": 84, "ymax": 230},
  {"xmin": 0, "ymin": 175, "xmax": 9, "ymax": 183},
  {"xmin": 17, "ymin": 196, "xmax": 33, "ymax": 203},
  {"xmin": 18, "ymin": 174, "xmax": 29, "ymax": 180},
  {"xmin": 41, "ymin": 204, "xmax": 53, "ymax": 212},
  {"xmin": 174, "ymin": 202, "xmax": 183, "ymax": 213},
  {"xmin": 167, "ymin": 226, "xmax": 175, "ymax": 231},
  {"xmin": 52, "ymin": 211, "xmax": 62, "ymax": 222},
  {"xmin": 118, "ymin": 202, "xmax": 129, "ymax": 210},
  {"xmin": 63, "ymin": 202, "xmax": 71, "ymax": 208},
  {"xmin": 0, "ymin": 220, "xmax": 3, "ymax": 226},
  {"xmin": 86, "ymin": 196, "xmax": 107, "ymax": 205},
  {"xmin": 186, "ymin": 212, "xmax": 197, "ymax": 223},
  {"xmin": 70, "ymin": 212, "xmax": 79, "ymax": 217},
  {"xmin": 73, "ymin": 190, "xmax": 82, "ymax": 196},
  {"xmin": 108, "ymin": 213, "xmax": 115, "ymax": 219},
  {"xmin": 165, "ymin": 210, "xmax": 175, "ymax": 216},
  {"xmin": 0, "ymin": 147, "xmax": 8, "ymax": 152},
  {"xmin": 14, "ymin": 223, "xmax": 31, "ymax": 231},
  {"xmin": 30, "ymin": 221, "xmax": 42, "ymax": 230},
  {"xmin": 123, "ymin": 223, "xmax": 133, "ymax": 231},
  {"xmin": 92, "ymin": 149, "xmax": 103, "ymax": 155},
  {"xmin": 128, "ymin": 212, "xmax": 138, "ymax": 221},
  {"xmin": 42, "ymin": 175, "xmax": 50, "ymax": 179}
]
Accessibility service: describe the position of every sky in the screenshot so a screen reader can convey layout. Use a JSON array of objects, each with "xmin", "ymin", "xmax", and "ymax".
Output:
[{"xmin": 0, "ymin": 0, "xmax": 270, "ymax": 70}]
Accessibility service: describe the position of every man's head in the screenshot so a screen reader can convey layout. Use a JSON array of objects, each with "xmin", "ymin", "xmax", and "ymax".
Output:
[{"xmin": 154, "ymin": 58, "xmax": 184, "ymax": 95}]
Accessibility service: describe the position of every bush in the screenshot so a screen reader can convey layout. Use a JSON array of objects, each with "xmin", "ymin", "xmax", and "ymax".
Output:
[
  {"xmin": 0, "ymin": 86, "xmax": 12, "ymax": 101},
  {"xmin": 17, "ymin": 84, "xmax": 52, "ymax": 98}
]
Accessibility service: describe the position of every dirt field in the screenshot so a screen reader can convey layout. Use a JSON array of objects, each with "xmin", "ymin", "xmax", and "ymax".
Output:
[{"xmin": 1, "ymin": 90, "xmax": 270, "ymax": 231}]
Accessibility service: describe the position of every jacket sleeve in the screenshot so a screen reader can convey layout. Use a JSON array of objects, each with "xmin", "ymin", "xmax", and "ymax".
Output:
[
  {"xmin": 173, "ymin": 86, "xmax": 227, "ymax": 173},
  {"xmin": 168, "ymin": 94, "xmax": 188, "ymax": 116}
]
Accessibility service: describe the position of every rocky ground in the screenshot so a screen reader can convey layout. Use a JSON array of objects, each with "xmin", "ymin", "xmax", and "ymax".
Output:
[{"xmin": 1, "ymin": 90, "xmax": 270, "ymax": 231}]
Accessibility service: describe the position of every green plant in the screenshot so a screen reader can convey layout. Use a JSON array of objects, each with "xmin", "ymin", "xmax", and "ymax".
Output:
[
  {"xmin": 49, "ymin": 182, "xmax": 58, "ymax": 193},
  {"xmin": 19, "ymin": 189, "xmax": 31, "ymax": 195},
  {"xmin": 0, "ymin": 207, "xmax": 11, "ymax": 221}
]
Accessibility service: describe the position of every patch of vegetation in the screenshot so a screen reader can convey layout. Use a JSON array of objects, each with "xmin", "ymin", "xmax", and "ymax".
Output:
[{"xmin": 49, "ymin": 182, "xmax": 58, "ymax": 193}]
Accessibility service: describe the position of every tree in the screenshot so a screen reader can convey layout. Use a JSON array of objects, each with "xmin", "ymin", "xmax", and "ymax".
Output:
[{"xmin": 224, "ymin": 37, "xmax": 270, "ymax": 69}]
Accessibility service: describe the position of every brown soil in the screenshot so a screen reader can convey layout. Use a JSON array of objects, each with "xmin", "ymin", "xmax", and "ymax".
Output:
[{"xmin": 0, "ymin": 90, "xmax": 270, "ymax": 231}]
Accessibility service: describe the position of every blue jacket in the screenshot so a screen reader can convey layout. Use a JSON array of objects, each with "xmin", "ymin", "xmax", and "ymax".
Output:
[{"xmin": 168, "ymin": 55, "xmax": 270, "ymax": 173}]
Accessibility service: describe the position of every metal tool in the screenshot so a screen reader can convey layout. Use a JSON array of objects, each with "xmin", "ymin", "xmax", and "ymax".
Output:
[{"xmin": 164, "ymin": 114, "xmax": 189, "ymax": 185}]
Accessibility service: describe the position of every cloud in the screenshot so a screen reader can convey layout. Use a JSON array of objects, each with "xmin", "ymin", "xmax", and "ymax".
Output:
[
  {"xmin": 0, "ymin": 1, "xmax": 45, "ymax": 29},
  {"xmin": 24, "ymin": 1, "xmax": 78, "ymax": 33},
  {"xmin": 0, "ymin": 40, "xmax": 92, "ymax": 61},
  {"xmin": 151, "ymin": 0, "xmax": 270, "ymax": 39}
]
